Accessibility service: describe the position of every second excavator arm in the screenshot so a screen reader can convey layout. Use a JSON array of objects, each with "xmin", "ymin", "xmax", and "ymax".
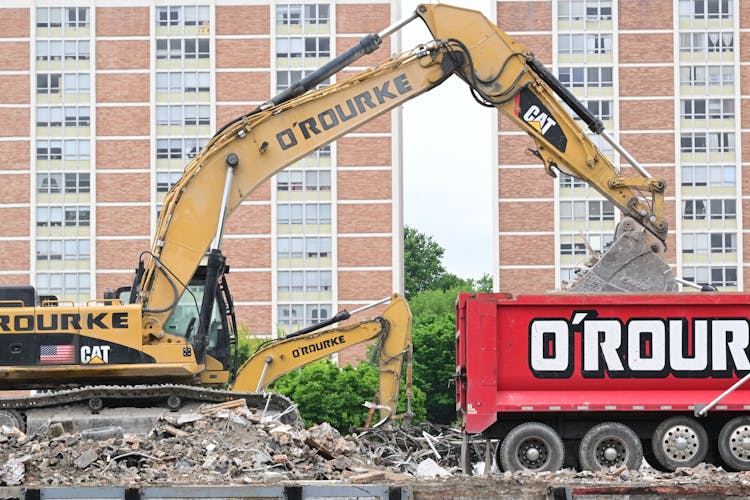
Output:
[
  {"xmin": 133, "ymin": 3, "xmax": 674, "ymax": 341},
  {"xmin": 232, "ymin": 294, "xmax": 413, "ymax": 428}
]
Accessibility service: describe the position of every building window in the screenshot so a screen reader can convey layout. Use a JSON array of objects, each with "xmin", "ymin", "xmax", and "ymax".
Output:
[
  {"xmin": 680, "ymin": 99, "xmax": 734, "ymax": 119},
  {"xmin": 65, "ymin": 172, "xmax": 90, "ymax": 193},
  {"xmin": 277, "ymin": 171, "xmax": 303, "ymax": 191},
  {"xmin": 36, "ymin": 107, "xmax": 63, "ymax": 127},
  {"xmin": 558, "ymin": 0, "xmax": 612, "ymax": 21},
  {"xmin": 558, "ymin": 67, "xmax": 613, "ymax": 88},
  {"xmin": 278, "ymin": 270, "xmax": 331, "ymax": 292},
  {"xmin": 36, "ymin": 140, "xmax": 90, "ymax": 161},
  {"xmin": 277, "ymin": 203, "xmax": 331, "ymax": 225},
  {"xmin": 277, "ymin": 236, "xmax": 331, "ymax": 260},
  {"xmin": 587, "ymin": 200, "xmax": 614, "ymax": 221},
  {"xmin": 679, "ymin": 32, "xmax": 734, "ymax": 53},
  {"xmin": 156, "ymin": 138, "xmax": 208, "ymax": 159},
  {"xmin": 278, "ymin": 303, "xmax": 332, "ymax": 325},
  {"xmin": 682, "ymin": 199, "xmax": 736, "ymax": 220},
  {"xmin": 584, "ymin": 100, "xmax": 612, "ymax": 120},
  {"xmin": 560, "ymin": 237, "xmax": 587, "ymax": 255},
  {"xmin": 276, "ymin": 37, "xmax": 330, "ymax": 58},
  {"xmin": 37, "ymin": 272, "xmax": 91, "ymax": 296},
  {"xmin": 37, "ymin": 74, "xmax": 61, "ymax": 94},
  {"xmin": 36, "ymin": 207, "xmax": 63, "ymax": 227},
  {"xmin": 278, "ymin": 271, "xmax": 303, "ymax": 292},
  {"xmin": 38, "ymin": 173, "xmax": 90, "ymax": 193},
  {"xmin": 38, "ymin": 40, "xmax": 90, "ymax": 61},
  {"xmin": 682, "ymin": 232, "xmax": 736, "ymax": 254},
  {"xmin": 305, "ymin": 270, "xmax": 332, "ymax": 292},
  {"xmin": 680, "ymin": 132, "xmax": 734, "ymax": 153},
  {"xmin": 683, "ymin": 266, "xmax": 736, "ymax": 288},
  {"xmin": 156, "ymin": 39, "xmax": 209, "ymax": 59},
  {"xmin": 156, "ymin": 6, "xmax": 210, "ymax": 27},
  {"xmin": 278, "ymin": 304, "xmax": 304, "ymax": 324},
  {"xmin": 62, "ymin": 73, "xmax": 91, "ymax": 94},
  {"xmin": 156, "ymin": 105, "xmax": 210, "ymax": 126},
  {"xmin": 36, "ymin": 140, "xmax": 62, "ymax": 160},
  {"xmin": 276, "ymin": 4, "xmax": 330, "ymax": 25},
  {"xmin": 66, "ymin": 8, "xmax": 89, "ymax": 28},
  {"xmin": 558, "ymin": 34, "xmax": 612, "ymax": 55},
  {"xmin": 559, "ymin": 173, "xmax": 586, "ymax": 188},
  {"xmin": 681, "ymin": 165, "xmax": 735, "ymax": 188},
  {"xmin": 64, "ymin": 140, "xmax": 90, "ymax": 160},
  {"xmin": 37, "ymin": 239, "xmax": 90, "ymax": 261},
  {"xmin": 559, "ymin": 200, "xmax": 614, "ymax": 221},
  {"xmin": 679, "ymin": 65, "xmax": 734, "ymax": 86},
  {"xmin": 277, "ymin": 170, "xmax": 331, "ymax": 192},
  {"xmin": 679, "ymin": 0, "xmax": 733, "ymax": 19},
  {"xmin": 156, "ymin": 72, "xmax": 210, "ymax": 93},
  {"xmin": 156, "ymin": 172, "xmax": 182, "ymax": 192},
  {"xmin": 37, "ymin": 7, "xmax": 89, "ymax": 28},
  {"xmin": 64, "ymin": 207, "xmax": 90, "ymax": 226},
  {"xmin": 305, "ymin": 203, "xmax": 331, "ymax": 224}
]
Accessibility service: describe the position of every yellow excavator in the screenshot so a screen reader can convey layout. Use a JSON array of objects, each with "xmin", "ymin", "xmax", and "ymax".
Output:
[{"xmin": 0, "ymin": 4, "xmax": 674, "ymax": 433}]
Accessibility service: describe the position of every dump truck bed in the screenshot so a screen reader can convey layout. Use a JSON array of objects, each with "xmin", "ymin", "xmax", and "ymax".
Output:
[{"xmin": 456, "ymin": 292, "xmax": 750, "ymax": 434}]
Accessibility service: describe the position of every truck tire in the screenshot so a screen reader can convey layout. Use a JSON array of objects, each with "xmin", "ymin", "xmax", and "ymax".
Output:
[
  {"xmin": 718, "ymin": 416, "xmax": 750, "ymax": 471},
  {"xmin": 579, "ymin": 422, "xmax": 643, "ymax": 471},
  {"xmin": 499, "ymin": 422, "xmax": 564, "ymax": 472},
  {"xmin": 651, "ymin": 416, "xmax": 708, "ymax": 471}
]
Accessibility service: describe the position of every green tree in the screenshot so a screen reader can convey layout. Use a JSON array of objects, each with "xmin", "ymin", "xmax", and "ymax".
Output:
[
  {"xmin": 404, "ymin": 225, "xmax": 446, "ymax": 299},
  {"xmin": 271, "ymin": 360, "xmax": 426, "ymax": 431},
  {"xmin": 411, "ymin": 307, "xmax": 457, "ymax": 424}
]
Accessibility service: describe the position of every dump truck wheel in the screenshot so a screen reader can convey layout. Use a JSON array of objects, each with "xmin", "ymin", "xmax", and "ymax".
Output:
[
  {"xmin": 718, "ymin": 416, "xmax": 750, "ymax": 471},
  {"xmin": 499, "ymin": 422, "xmax": 564, "ymax": 472},
  {"xmin": 579, "ymin": 422, "xmax": 642, "ymax": 471},
  {"xmin": 651, "ymin": 416, "xmax": 708, "ymax": 471}
]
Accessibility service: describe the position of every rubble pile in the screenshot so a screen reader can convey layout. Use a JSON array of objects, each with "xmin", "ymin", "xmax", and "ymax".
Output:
[
  {"xmin": 354, "ymin": 422, "xmax": 466, "ymax": 476},
  {"xmin": 0, "ymin": 399, "xmax": 403, "ymax": 487},
  {"xmin": 2, "ymin": 402, "xmax": 750, "ymax": 492}
]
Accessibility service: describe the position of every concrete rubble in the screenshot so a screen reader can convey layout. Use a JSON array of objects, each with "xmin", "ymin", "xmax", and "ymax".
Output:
[{"xmin": 1, "ymin": 401, "xmax": 750, "ymax": 494}]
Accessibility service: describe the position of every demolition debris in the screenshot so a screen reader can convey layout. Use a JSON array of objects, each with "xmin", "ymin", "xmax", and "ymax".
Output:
[{"xmin": 2, "ymin": 400, "xmax": 750, "ymax": 496}]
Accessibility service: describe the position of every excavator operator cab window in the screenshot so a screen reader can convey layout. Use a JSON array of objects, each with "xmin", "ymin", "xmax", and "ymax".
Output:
[{"xmin": 162, "ymin": 277, "xmax": 232, "ymax": 369}]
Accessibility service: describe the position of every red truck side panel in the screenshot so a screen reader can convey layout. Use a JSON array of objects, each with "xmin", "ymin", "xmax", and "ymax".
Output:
[{"xmin": 457, "ymin": 292, "xmax": 750, "ymax": 434}]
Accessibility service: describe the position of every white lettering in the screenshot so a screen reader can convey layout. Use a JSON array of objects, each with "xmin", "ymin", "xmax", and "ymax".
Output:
[
  {"xmin": 530, "ymin": 319, "xmax": 569, "ymax": 372},
  {"xmin": 669, "ymin": 319, "xmax": 707, "ymax": 371},
  {"xmin": 628, "ymin": 320, "xmax": 665, "ymax": 371},
  {"xmin": 584, "ymin": 320, "xmax": 623, "ymax": 372}
]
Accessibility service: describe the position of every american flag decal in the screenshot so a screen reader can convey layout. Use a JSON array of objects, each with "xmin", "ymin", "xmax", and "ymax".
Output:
[{"xmin": 40, "ymin": 344, "xmax": 75, "ymax": 365}]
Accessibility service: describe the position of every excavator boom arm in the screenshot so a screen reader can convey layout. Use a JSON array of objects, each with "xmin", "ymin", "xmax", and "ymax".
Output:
[
  {"xmin": 416, "ymin": 4, "xmax": 667, "ymax": 241},
  {"xmin": 137, "ymin": 3, "xmax": 670, "ymax": 332}
]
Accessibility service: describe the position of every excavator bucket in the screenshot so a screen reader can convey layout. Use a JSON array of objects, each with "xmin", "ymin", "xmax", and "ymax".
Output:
[{"xmin": 566, "ymin": 217, "xmax": 678, "ymax": 293}]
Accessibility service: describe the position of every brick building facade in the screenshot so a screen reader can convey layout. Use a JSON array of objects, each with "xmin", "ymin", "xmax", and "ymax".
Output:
[
  {"xmin": 496, "ymin": 0, "xmax": 750, "ymax": 294},
  {"xmin": 0, "ymin": 0, "xmax": 402, "ymax": 365}
]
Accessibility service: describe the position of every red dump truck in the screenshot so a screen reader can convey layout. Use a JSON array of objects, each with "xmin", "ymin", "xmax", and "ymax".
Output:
[{"xmin": 456, "ymin": 292, "xmax": 750, "ymax": 473}]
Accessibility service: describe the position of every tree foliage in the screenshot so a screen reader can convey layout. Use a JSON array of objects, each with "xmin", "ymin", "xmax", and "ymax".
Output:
[
  {"xmin": 411, "ymin": 307, "xmax": 457, "ymax": 424},
  {"xmin": 271, "ymin": 360, "xmax": 426, "ymax": 431},
  {"xmin": 404, "ymin": 225, "xmax": 446, "ymax": 299},
  {"xmin": 404, "ymin": 227, "xmax": 494, "ymax": 423}
]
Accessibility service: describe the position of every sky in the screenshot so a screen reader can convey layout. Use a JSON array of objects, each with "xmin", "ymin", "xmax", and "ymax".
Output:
[{"xmin": 398, "ymin": 0, "xmax": 495, "ymax": 280}]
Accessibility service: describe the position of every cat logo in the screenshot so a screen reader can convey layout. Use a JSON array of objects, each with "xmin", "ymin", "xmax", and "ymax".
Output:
[
  {"xmin": 523, "ymin": 105, "xmax": 558, "ymax": 134},
  {"xmin": 81, "ymin": 345, "xmax": 110, "ymax": 364}
]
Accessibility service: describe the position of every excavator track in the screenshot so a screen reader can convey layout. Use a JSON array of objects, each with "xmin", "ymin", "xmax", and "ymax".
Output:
[{"xmin": 0, "ymin": 385, "xmax": 301, "ymax": 435}]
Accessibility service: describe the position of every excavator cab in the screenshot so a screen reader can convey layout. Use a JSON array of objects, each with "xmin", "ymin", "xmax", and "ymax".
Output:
[{"xmin": 116, "ymin": 265, "xmax": 238, "ymax": 379}]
